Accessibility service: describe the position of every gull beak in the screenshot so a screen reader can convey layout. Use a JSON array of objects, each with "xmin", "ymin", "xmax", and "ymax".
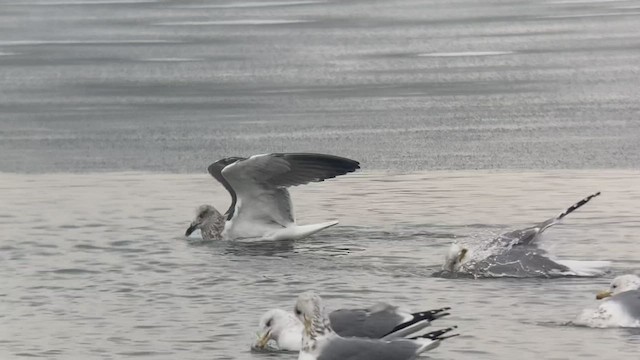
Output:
[
  {"xmin": 255, "ymin": 330, "xmax": 272, "ymax": 349},
  {"xmin": 596, "ymin": 290, "xmax": 612, "ymax": 300},
  {"xmin": 185, "ymin": 222, "xmax": 197, "ymax": 237},
  {"xmin": 458, "ymin": 248, "xmax": 468, "ymax": 264}
]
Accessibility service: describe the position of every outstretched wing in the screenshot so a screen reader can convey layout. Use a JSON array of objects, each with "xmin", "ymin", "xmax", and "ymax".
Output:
[
  {"xmin": 499, "ymin": 192, "xmax": 601, "ymax": 247},
  {"xmin": 220, "ymin": 153, "xmax": 360, "ymax": 235}
]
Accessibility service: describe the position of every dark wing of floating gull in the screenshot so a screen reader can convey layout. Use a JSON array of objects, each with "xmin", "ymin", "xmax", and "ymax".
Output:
[
  {"xmin": 316, "ymin": 337, "xmax": 429, "ymax": 360},
  {"xmin": 217, "ymin": 153, "xmax": 360, "ymax": 240},
  {"xmin": 314, "ymin": 327, "xmax": 458, "ymax": 360},
  {"xmin": 470, "ymin": 247, "xmax": 571, "ymax": 278},
  {"xmin": 330, "ymin": 304, "xmax": 450, "ymax": 339},
  {"xmin": 497, "ymin": 192, "xmax": 601, "ymax": 247}
]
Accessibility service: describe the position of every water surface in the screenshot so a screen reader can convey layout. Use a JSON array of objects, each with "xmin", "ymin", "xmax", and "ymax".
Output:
[
  {"xmin": 2, "ymin": 170, "xmax": 639, "ymax": 359},
  {"xmin": 2, "ymin": 0, "xmax": 640, "ymax": 358},
  {"xmin": 1, "ymin": 0, "xmax": 639, "ymax": 172}
]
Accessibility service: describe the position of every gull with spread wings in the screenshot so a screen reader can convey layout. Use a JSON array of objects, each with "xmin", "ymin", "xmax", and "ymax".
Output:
[{"xmin": 185, "ymin": 153, "xmax": 360, "ymax": 241}]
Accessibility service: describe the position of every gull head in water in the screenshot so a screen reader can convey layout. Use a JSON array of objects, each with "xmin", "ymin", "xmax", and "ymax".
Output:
[
  {"xmin": 596, "ymin": 274, "xmax": 640, "ymax": 299},
  {"xmin": 443, "ymin": 243, "xmax": 469, "ymax": 272},
  {"xmin": 185, "ymin": 205, "xmax": 225, "ymax": 240},
  {"xmin": 253, "ymin": 309, "xmax": 302, "ymax": 351}
]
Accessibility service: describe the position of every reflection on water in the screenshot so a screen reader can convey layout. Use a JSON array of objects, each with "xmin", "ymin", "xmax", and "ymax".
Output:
[{"xmin": 1, "ymin": 170, "xmax": 639, "ymax": 359}]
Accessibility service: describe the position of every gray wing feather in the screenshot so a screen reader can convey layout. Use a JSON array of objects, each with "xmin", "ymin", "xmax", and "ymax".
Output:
[
  {"xmin": 266, "ymin": 153, "xmax": 360, "ymax": 188},
  {"xmin": 224, "ymin": 153, "xmax": 359, "ymax": 190},
  {"xmin": 473, "ymin": 248, "xmax": 570, "ymax": 277},
  {"xmin": 220, "ymin": 153, "xmax": 358, "ymax": 226},
  {"xmin": 330, "ymin": 306, "xmax": 404, "ymax": 338},
  {"xmin": 318, "ymin": 337, "xmax": 419, "ymax": 360},
  {"xmin": 611, "ymin": 290, "xmax": 640, "ymax": 319}
]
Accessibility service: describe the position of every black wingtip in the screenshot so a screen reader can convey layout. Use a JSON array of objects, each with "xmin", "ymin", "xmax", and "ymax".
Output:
[
  {"xmin": 271, "ymin": 153, "xmax": 360, "ymax": 187},
  {"xmin": 556, "ymin": 191, "xmax": 601, "ymax": 221},
  {"xmin": 280, "ymin": 153, "xmax": 360, "ymax": 170},
  {"xmin": 411, "ymin": 307, "xmax": 452, "ymax": 322},
  {"xmin": 381, "ymin": 307, "xmax": 451, "ymax": 338},
  {"xmin": 412, "ymin": 326, "xmax": 459, "ymax": 341}
]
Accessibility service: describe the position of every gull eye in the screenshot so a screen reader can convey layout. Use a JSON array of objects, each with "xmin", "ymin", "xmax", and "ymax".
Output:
[
  {"xmin": 612, "ymin": 285, "xmax": 617, "ymax": 289},
  {"xmin": 265, "ymin": 318, "xmax": 272, "ymax": 327},
  {"xmin": 294, "ymin": 307, "xmax": 302, "ymax": 316}
]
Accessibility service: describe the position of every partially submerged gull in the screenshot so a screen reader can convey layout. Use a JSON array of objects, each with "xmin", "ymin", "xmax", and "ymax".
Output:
[{"xmin": 440, "ymin": 192, "xmax": 605, "ymax": 278}]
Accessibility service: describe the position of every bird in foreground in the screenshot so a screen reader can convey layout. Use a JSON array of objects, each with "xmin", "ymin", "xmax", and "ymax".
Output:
[
  {"xmin": 587, "ymin": 274, "xmax": 640, "ymax": 327},
  {"xmin": 293, "ymin": 292, "xmax": 458, "ymax": 360},
  {"xmin": 442, "ymin": 192, "xmax": 601, "ymax": 275},
  {"xmin": 253, "ymin": 304, "xmax": 451, "ymax": 351},
  {"xmin": 185, "ymin": 153, "xmax": 360, "ymax": 241}
]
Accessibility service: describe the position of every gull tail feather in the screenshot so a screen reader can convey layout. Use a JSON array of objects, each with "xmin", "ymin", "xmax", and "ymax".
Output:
[{"xmin": 269, "ymin": 221, "xmax": 338, "ymax": 241}]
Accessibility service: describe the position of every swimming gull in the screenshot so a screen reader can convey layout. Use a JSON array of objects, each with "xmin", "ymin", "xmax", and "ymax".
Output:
[
  {"xmin": 185, "ymin": 153, "xmax": 360, "ymax": 241},
  {"xmin": 253, "ymin": 304, "xmax": 451, "ymax": 351},
  {"xmin": 441, "ymin": 192, "xmax": 602, "ymax": 277},
  {"xmin": 293, "ymin": 292, "xmax": 458, "ymax": 360},
  {"xmin": 574, "ymin": 274, "xmax": 640, "ymax": 328}
]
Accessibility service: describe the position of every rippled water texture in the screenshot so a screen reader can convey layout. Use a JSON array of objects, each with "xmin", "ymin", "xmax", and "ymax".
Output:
[
  {"xmin": 2, "ymin": 0, "xmax": 640, "ymax": 359},
  {"xmin": 2, "ymin": 170, "xmax": 640, "ymax": 359},
  {"xmin": 1, "ymin": 0, "xmax": 640, "ymax": 172}
]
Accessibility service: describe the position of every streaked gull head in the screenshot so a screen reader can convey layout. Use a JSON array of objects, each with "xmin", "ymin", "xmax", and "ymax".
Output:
[
  {"xmin": 295, "ymin": 291, "xmax": 333, "ymax": 341},
  {"xmin": 185, "ymin": 205, "xmax": 225, "ymax": 240}
]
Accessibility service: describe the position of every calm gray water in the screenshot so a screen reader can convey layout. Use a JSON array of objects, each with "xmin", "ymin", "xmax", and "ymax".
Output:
[{"xmin": 2, "ymin": 0, "xmax": 640, "ymax": 359}]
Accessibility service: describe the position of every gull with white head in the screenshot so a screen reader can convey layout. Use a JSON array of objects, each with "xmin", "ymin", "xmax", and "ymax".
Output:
[
  {"xmin": 293, "ymin": 292, "xmax": 457, "ymax": 360},
  {"xmin": 253, "ymin": 309, "xmax": 304, "ymax": 351},
  {"xmin": 253, "ymin": 303, "xmax": 451, "ymax": 351},
  {"xmin": 185, "ymin": 153, "xmax": 360, "ymax": 241},
  {"xmin": 574, "ymin": 274, "xmax": 640, "ymax": 328}
]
